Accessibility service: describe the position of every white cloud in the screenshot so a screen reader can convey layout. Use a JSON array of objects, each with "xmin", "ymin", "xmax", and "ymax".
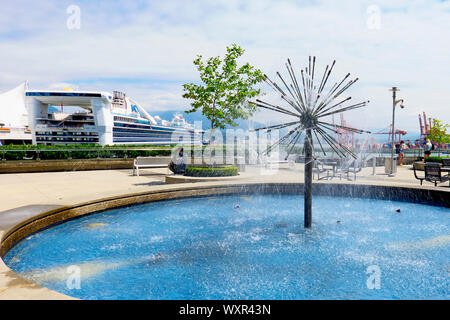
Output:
[{"xmin": 0, "ymin": 0, "xmax": 449, "ymax": 134}]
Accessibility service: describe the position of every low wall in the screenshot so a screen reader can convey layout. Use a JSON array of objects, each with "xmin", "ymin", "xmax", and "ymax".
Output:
[
  {"xmin": 0, "ymin": 157, "xmax": 171, "ymax": 173},
  {"xmin": 366, "ymin": 156, "xmax": 419, "ymax": 166},
  {"xmin": 401, "ymin": 156, "xmax": 421, "ymax": 165}
]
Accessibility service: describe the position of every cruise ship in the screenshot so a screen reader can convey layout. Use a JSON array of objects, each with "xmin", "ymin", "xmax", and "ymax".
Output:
[{"xmin": 0, "ymin": 82, "xmax": 202, "ymax": 146}]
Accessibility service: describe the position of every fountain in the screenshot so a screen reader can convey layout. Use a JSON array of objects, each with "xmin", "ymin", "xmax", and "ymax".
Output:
[{"xmin": 250, "ymin": 56, "xmax": 370, "ymax": 228}]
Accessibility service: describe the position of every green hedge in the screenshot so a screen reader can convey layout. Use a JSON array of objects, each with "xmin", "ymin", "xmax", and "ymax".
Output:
[
  {"xmin": 185, "ymin": 166, "xmax": 239, "ymax": 177},
  {"xmin": 0, "ymin": 144, "xmax": 248, "ymax": 161},
  {"xmin": 0, "ymin": 144, "xmax": 172, "ymax": 160},
  {"xmin": 424, "ymin": 157, "xmax": 449, "ymax": 163}
]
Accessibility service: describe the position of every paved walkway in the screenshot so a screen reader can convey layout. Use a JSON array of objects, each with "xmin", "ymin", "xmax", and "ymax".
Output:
[{"xmin": 0, "ymin": 164, "xmax": 448, "ymax": 299}]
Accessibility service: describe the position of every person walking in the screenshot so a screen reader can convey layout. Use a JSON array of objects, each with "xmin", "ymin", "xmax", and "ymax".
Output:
[
  {"xmin": 423, "ymin": 138, "xmax": 433, "ymax": 160},
  {"xmin": 396, "ymin": 140, "xmax": 408, "ymax": 166}
]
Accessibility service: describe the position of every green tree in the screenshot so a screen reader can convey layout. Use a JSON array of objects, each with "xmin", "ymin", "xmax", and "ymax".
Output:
[
  {"xmin": 182, "ymin": 44, "xmax": 264, "ymax": 139},
  {"xmin": 428, "ymin": 118, "xmax": 450, "ymax": 156}
]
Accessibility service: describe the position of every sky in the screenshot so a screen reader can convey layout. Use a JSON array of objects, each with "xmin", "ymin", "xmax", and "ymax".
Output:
[{"xmin": 0, "ymin": 0, "xmax": 449, "ymax": 135}]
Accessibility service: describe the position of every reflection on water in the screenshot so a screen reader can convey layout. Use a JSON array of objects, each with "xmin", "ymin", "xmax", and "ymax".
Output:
[
  {"xmin": 84, "ymin": 223, "xmax": 108, "ymax": 230},
  {"xmin": 390, "ymin": 235, "xmax": 450, "ymax": 251},
  {"xmin": 24, "ymin": 254, "xmax": 167, "ymax": 285}
]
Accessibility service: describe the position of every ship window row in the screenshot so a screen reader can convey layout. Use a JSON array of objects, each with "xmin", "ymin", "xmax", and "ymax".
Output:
[
  {"xmin": 113, "ymin": 139, "xmax": 191, "ymax": 143},
  {"xmin": 36, "ymin": 131, "xmax": 98, "ymax": 136},
  {"xmin": 37, "ymin": 137, "xmax": 99, "ymax": 142},
  {"xmin": 113, "ymin": 128, "xmax": 157, "ymax": 134},
  {"xmin": 113, "ymin": 138, "xmax": 192, "ymax": 143},
  {"xmin": 113, "ymin": 133, "xmax": 195, "ymax": 139},
  {"xmin": 113, "ymin": 127, "xmax": 181, "ymax": 134},
  {"xmin": 112, "ymin": 140, "xmax": 202, "ymax": 145},
  {"xmin": 113, "ymin": 135, "xmax": 192, "ymax": 140},
  {"xmin": 113, "ymin": 124, "xmax": 193, "ymax": 134},
  {"xmin": 113, "ymin": 136, "xmax": 193, "ymax": 142},
  {"xmin": 37, "ymin": 118, "xmax": 94, "ymax": 122},
  {"xmin": 113, "ymin": 131, "xmax": 193, "ymax": 138},
  {"xmin": 113, "ymin": 117, "xmax": 150, "ymax": 125},
  {"xmin": 113, "ymin": 135, "xmax": 194, "ymax": 140},
  {"xmin": 37, "ymin": 124, "xmax": 90, "ymax": 129},
  {"xmin": 113, "ymin": 123, "xmax": 152, "ymax": 129}
]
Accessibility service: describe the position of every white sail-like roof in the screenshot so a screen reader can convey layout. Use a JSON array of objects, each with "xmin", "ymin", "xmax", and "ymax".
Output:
[{"xmin": 0, "ymin": 82, "xmax": 28, "ymax": 127}]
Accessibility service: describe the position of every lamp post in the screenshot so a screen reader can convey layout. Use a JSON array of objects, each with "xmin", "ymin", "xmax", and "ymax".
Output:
[{"xmin": 388, "ymin": 87, "xmax": 404, "ymax": 177}]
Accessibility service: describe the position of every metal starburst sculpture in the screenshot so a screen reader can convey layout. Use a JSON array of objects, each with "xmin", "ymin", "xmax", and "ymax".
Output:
[{"xmin": 250, "ymin": 56, "xmax": 370, "ymax": 229}]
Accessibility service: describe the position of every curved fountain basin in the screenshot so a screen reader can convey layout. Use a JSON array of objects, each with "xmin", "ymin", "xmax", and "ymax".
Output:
[{"xmin": 2, "ymin": 192, "xmax": 449, "ymax": 300}]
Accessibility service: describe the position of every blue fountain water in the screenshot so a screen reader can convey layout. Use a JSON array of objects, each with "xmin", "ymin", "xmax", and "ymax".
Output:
[{"xmin": 3, "ymin": 194, "xmax": 449, "ymax": 300}]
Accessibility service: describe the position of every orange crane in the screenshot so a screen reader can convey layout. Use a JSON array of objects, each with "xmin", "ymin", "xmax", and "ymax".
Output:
[
  {"xmin": 418, "ymin": 112, "xmax": 432, "ymax": 140},
  {"xmin": 372, "ymin": 125, "xmax": 407, "ymax": 145},
  {"xmin": 332, "ymin": 109, "xmax": 355, "ymax": 149}
]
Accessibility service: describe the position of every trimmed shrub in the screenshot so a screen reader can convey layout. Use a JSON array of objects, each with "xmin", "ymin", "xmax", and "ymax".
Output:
[
  {"xmin": 424, "ymin": 157, "xmax": 449, "ymax": 163},
  {"xmin": 185, "ymin": 166, "xmax": 239, "ymax": 177}
]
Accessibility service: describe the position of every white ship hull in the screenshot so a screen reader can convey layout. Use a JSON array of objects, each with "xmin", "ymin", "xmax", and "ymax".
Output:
[{"xmin": 0, "ymin": 85, "xmax": 202, "ymax": 146}]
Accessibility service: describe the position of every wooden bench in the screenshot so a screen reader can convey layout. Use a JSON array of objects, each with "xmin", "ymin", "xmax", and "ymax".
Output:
[{"xmin": 133, "ymin": 157, "xmax": 169, "ymax": 176}]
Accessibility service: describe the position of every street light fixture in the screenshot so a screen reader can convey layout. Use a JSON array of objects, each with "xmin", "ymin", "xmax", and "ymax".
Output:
[{"xmin": 388, "ymin": 87, "xmax": 405, "ymax": 177}]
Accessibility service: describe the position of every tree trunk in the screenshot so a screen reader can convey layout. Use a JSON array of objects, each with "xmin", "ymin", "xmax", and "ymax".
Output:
[
  {"xmin": 209, "ymin": 103, "xmax": 216, "ymax": 145},
  {"xmin": 209, "ymin": 119, "xmax": 214, "ymax": 144},
  {"xmin": 304, "ymin": 128, "xmax": 313, "ymax": 229},
  {"xmin": 209, "ymin": 118, "xmax": 215, "ymax": 168}
]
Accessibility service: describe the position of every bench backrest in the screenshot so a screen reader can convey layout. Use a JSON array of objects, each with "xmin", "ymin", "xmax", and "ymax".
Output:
[
  {"xmin": 413, "ymin": 162, "xmax": 422, "ymax": 170},
  {"xmin": 442, "ymin": 158, "xmax": 450, "ymax": 167},
  {"xmin": 424, "ymin": 163, "xmax": 441, "ymax": 180},
  {"xmin": 338, "ymin": 159, "xmax": 357, "ymax": 170},
  {"xmin": 134, "ymin": 157, "xmax": 167, "ymax": 165},
  {"xmin": 412, "ymin": 162, "xmax": 424, "ymax": 179}
]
